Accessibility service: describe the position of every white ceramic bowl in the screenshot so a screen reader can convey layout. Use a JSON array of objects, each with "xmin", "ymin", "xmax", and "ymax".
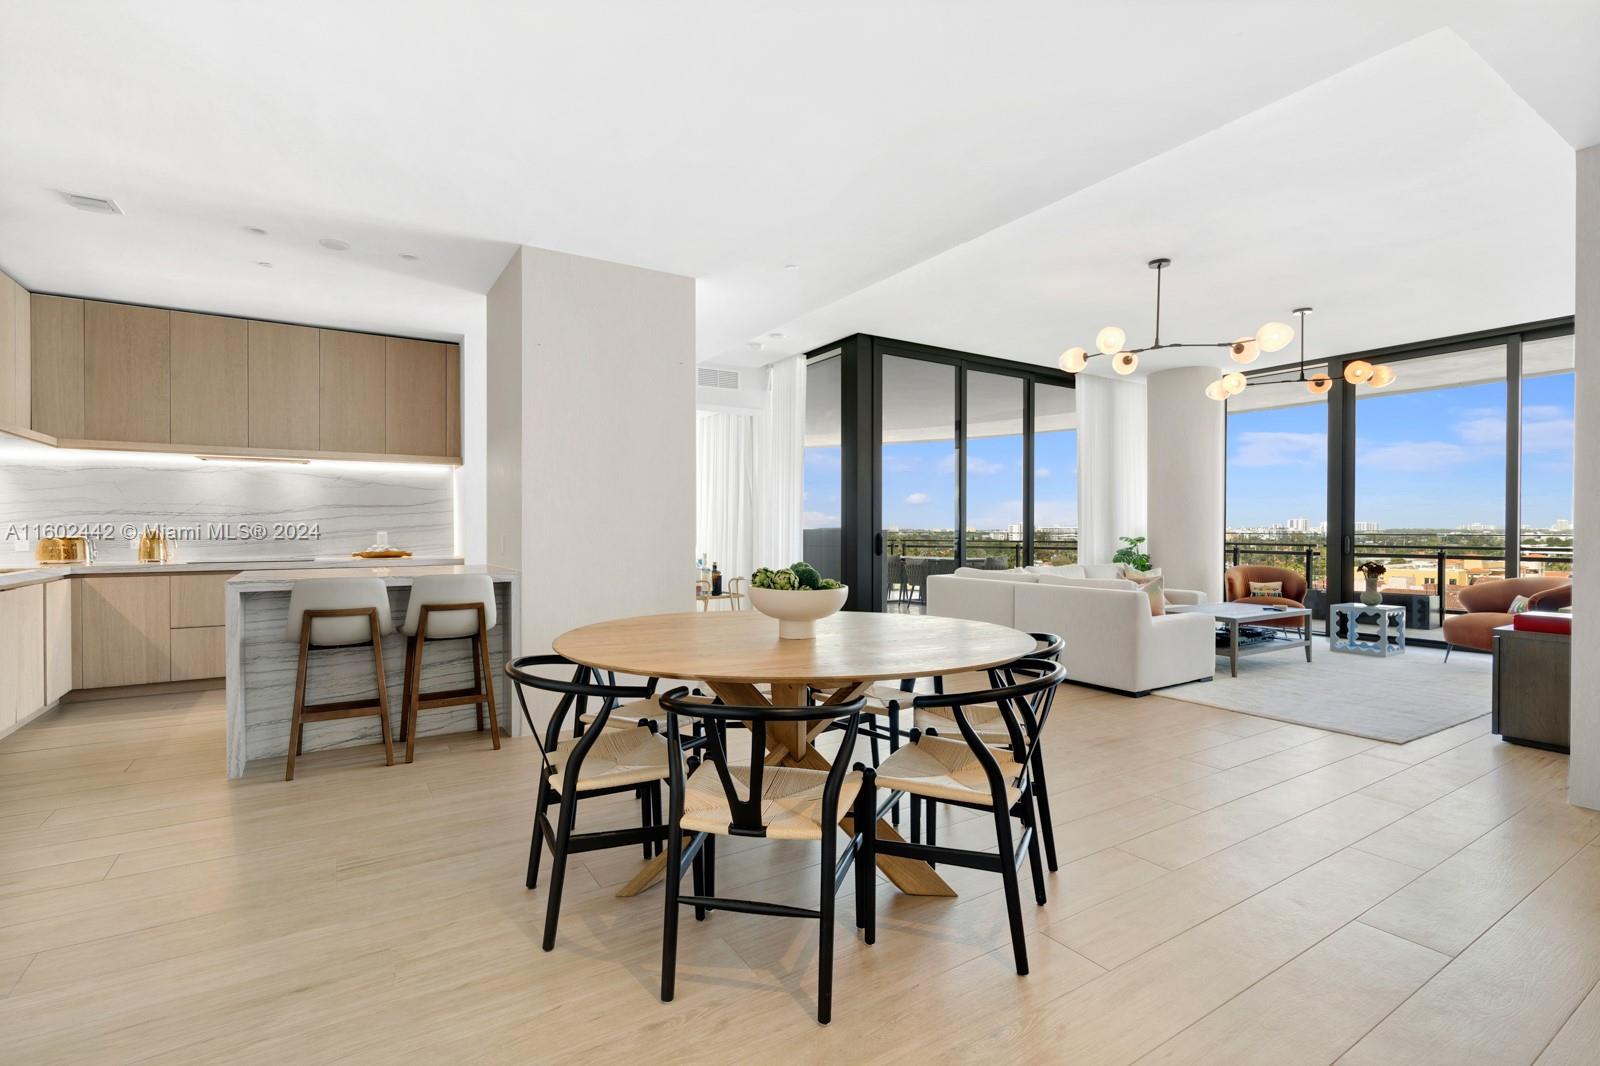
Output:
[{"xmin": 747, "ymin": 585, "xmax": 849, "ymax": 639}]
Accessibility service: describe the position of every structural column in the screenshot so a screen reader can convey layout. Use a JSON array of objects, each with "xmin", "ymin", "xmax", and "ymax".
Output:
[
  {"xmin": 487, "ymin": 246, "xmax": 696, "ymax": 732},
  {"xmin": 1570, "ymin": 146, "xmax": 1599, "ymax": 809},
  {"xmin": 1145, "ymin": 367, "xmax": 1224, "ymax": 602}
]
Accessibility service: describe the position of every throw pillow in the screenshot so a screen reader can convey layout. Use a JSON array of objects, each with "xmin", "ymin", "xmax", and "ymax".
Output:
[
  {"xmin": 1123, "ymin": 569, "xmax": 1166, "ymax": 616},
  {"xmin": 1249, "ymin": 581, "xmax": 1284, "ymax": 598},
  {"xmin": 1508, "ymin": 594, "xmax": 1533, "ymax": 614}
]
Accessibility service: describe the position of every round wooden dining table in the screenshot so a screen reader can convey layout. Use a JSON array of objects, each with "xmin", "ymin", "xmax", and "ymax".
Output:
[{"xmin": 553, "ymin": 609, "xmax": 1038, "ymax": 899}]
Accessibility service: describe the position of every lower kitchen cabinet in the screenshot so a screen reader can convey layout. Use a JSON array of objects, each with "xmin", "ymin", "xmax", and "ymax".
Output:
[
  {"xmin": 79, "ymin": 575, "xmax": 171, "ymax": 688},
  {"xmin": 170, "ymin": 626, "xmax": 226, "ymax": 682},
  {"xmin": 0, "ymin": 583, "xmax": 46, "ymax": 735}
]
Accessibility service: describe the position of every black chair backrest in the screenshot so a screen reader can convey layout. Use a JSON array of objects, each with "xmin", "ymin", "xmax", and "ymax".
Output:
[
  {"xmin": 505, "ymin": 653, "xmax": 658, "ymax": 770},
  {"xmin": 913, "ymin": 656, "xmax": 1065, "ymax": 772},
  {"xmin": 658, "ymin": 688, "xmax": 866, "ymax": 838},
  {"xmin": 1030, "ymin": 632, "xmax": 1064, "ymax": 661}
]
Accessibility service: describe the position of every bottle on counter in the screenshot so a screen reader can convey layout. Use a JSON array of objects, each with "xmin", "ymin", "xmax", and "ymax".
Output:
[{"xmin": 711, "ymin": 562, "xmax": 722, "ymax": 596}]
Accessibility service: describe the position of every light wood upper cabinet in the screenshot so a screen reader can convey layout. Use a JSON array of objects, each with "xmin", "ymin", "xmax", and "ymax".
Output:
[
  {"xmin": 84, "ymin": 301, "xmax": 171, "ymax": 443},
  {"xmin": 45, "ymin": 579, "xmax": 72, "ymax": 705},
  {"xmin": 0, "ymin": 268, "xmax": 30, "ymax": 428},
  {"xmin": 384, "ymin": 337, "xmax": 447, "ymax": 457},
  {"xmin": 446, "ymin": 343, "xmax": 461, "ymax": 458},
  {"xmin": 248, "ymin": 321, "xmax": 320, "ymax": 450},
  {"xmin": 319, "ymin": 329, "xmax": 386, "ymax": 453},
  {"xmin": 30, "ymin": 294, "xmax": 85, "ymax": 438},
  {"xmin": 79, "ymin": 575, "xmax": 171, "ymax": 688},
  {"xmin": 170, "ymin": 312, "xmax": 248, "ymax": 447}
]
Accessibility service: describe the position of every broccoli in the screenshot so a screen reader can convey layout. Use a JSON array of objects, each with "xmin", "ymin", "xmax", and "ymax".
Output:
[{"xmin": 790, "ymin": 561, "xmax": 822, "ymax": 590}]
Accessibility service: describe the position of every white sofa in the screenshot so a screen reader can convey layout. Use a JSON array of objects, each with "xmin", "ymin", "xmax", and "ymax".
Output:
[{"xmin": 927, "ymin": 569, "xmax": 1216, "ymax": 696}]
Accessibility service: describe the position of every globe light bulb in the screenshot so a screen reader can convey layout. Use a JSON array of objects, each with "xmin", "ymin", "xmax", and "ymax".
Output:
[
  {"xmin": 1095, "ymin": 326, "xmax": 1126, "ymax": 356},
  {"xmin": 1230, "ymin": 337, "xmax": 1260, "ymax": 364},
  {"xmin": 1344, "ymin": 359, "xmax": 1374, "ymax": 385},
  {"xmin": 1306, "ymin": 373, "xmax": 1333, "ymax": 395},
  {"xmin": 1204, "ymin": 379, "xmax": 1229, "ymax": 402},
  {"xmin": 1256, "ymin": 321, "xmax": 1295, "ymax": 353},
  {"xmin": 1059, "ymin": 346, "xmax": 1088, "ymax": 373},
  {"xmin": 1112, "ymin": 351, "xmax": 1138, "ymax": 375},
  {"xmin": 1368, "ymin": 364, "xmax": 1396, "ymax": 388},
  {"xmin": 1221, "ymin": 371, "xmax": 1247, "ymax": 396}
]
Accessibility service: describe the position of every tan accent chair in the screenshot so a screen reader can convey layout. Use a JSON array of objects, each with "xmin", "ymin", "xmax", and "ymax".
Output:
[
  {"xmin": 1224, "ymin": 564, "xmax": 1308, "ymax": 628},
  {"xmin": 1442, "ymin": 575, "xmax": 1571, "ymax": 656}
]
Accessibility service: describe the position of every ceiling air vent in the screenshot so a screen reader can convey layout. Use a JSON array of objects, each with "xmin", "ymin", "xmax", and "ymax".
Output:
[
  {"xmin": 697, "ymin": 367, "xmax": 741, "ymax": 391},
  {"xmin": 59, "ymin": 191, "xmax": 123, "ymax": 215}
]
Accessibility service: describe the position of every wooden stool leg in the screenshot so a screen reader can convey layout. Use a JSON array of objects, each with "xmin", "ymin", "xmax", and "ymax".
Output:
[
  {"xmin": 285, "ymin": 626, "xmax": 311, "ymax": 781},
  {"xmin": 472, "ymin": 632, "xmax": 485, "ymax": 732},
  {"xmin": 404, "ymin": 633, "xmax": 425, "ymax": 764},
  {"xmin": 369, "ymin": 619, "xmax": 395, "ymax": 767},
  {"xmin": 478, "ymin": 615, "xmax": 501, "ymax": 750},
  {"xmin": 398, "ymin": 635, "xmax": 415, "ymax": 743}
]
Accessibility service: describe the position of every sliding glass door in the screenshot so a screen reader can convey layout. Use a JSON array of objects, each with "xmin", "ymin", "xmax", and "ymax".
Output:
[
  {"xmin": 1032, "ymin": 382, "xmax": 1078, "ymax": 565},
  {"xmin": 881, "ymin": 354, "xmax": 959, "ymax": 610},
  {"xmin": 965, "ymin": 370, "xmax": 1027, "ymax": 570}
]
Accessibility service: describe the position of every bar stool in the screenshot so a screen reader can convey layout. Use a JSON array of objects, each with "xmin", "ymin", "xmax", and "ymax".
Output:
[
  {"xmin": 284, "ymin": 577, "xmax": 396, "ymax": 781},
  {"xmin": 398, "ymin": 574, "xmax": 500, "ymax": 763}
]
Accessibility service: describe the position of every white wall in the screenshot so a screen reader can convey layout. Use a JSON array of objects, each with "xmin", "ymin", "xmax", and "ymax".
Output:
[
  {"xmin": 1147, "ymin": 367, "xmax": 1225, "ymax": 601},
  {"xmin": 454, "ymin": 311, "xmax": 489, "ymax": 563},
  {"xmin": 1571, "ymin": 144, "xmax": 1600, "ymax": 810},
  {"xmin": 488, "ymin": 245, "xmax": 696, "ymax": 729}
]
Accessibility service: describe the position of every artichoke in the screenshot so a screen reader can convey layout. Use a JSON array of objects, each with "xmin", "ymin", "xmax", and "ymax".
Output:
[
  {"xmin": 751, "ymin": 567, "xmax": 776, "ymax": 590},
  {"xmin": 819, "ymin": 578, "xmax": 843, "ymax": 590},
  {"xmin": 771, "ymin": 568, "xmax": 799, "ymax": 590},
  {"xmin": 790, "ymin": 561, "xmax": 822, "ymax": 590}
]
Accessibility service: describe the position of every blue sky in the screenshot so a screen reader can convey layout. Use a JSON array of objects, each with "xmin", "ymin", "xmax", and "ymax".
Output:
[
  {"xmin": 804, "ymin": 429, "xmax": 1078, "ymax": 531},
  {"xmin": 1226, "ymin": 374, "xmax": 1574, "ymax": 530}
]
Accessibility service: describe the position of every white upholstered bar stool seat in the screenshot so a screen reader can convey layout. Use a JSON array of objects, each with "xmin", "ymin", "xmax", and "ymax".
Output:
[
  {"xmin": 282, "ymin": 578, "xmax": 397, "ymax": 781},
  {"xmin": 397, "ymin": 574, "xmax": 501, "ymax": 762}
]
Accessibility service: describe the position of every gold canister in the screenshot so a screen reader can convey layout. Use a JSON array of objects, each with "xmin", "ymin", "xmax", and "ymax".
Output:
[
  {"xmin": 136, "ymin": 528, "xmax": 172, "ymax": 564},
  {"xmin": 35, "ymin": 536, "xmax": 89, "ymax": 564}
]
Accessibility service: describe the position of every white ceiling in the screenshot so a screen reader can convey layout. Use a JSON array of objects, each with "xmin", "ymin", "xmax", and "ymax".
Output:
[{"xmin": 0, "ymin": 2, "xmax": 1595, "ymax": 358}]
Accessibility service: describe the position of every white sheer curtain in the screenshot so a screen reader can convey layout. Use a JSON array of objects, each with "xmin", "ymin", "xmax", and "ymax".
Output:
[
  {"xmin": 1076, "ymin": 374, "xmax": 1148, "ymax": 565},
  {"xmin": 752, "ymin": 355, "xmax": 805, "ymax": 569},
  {"xmin": 695, "ymin": 413, "xmax": 755, "ymax": 581}
]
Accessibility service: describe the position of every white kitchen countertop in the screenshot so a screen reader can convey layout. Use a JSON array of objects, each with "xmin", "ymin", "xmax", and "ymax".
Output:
[
  {"xmin": 227, "ymin": 563, "xmax": 516, "ymax": 593},
  {"xmin": 0, "ymin": 555, "xmax": 466, "ymax": 592}
]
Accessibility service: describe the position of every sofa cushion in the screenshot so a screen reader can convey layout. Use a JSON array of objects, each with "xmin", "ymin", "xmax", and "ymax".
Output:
[
  {"xmin": 1442, "ymin": 612, "xmax": 1511, "ymax": 652},
  {"xmin": 1082, "ymin": 563, "xmax": 1127, "ymax": 579},
  {"xmin": 953, "ymin": 567, "xmax": 1037, "ymax": 582},
  {"xmin": 1027, "ymin": 563, "xmax": 1087, "ymax": 579},
  {"xmin": 1248, "ymin": 580, "xmax": 1284, "ymax": 597},
  {"xmin": 1125, "ymin": 571, "xmax": 1166, "ymax": 616},
  {"xmin": 1033, "ymin": 573, "xmax": 1138, "ymax": 591}
]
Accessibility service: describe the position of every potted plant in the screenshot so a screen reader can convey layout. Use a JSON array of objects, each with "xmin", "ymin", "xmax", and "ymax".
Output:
[
  {"xmin": 748, "ymin": 562, "xmax": 848, "ymax": 639},
  {"xmin": 1112, "ymin": 535, "xmax": 1152, "ymax": 573},
  {"xmin": 1357, "ymin": 561, "xmax": 1387, "ymax": 606}
]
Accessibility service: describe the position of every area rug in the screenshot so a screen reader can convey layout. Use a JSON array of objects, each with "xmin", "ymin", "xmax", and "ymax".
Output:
[{"xmin": 1160, "ymin": 643, "xmax": 1492, "ymax": 744}]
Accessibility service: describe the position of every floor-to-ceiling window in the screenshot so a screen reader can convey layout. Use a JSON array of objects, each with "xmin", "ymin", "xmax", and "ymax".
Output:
[
  {"xmin": 1033, "ymin": 382, "xmax": 1078, "ymax": 564},
  {"xmin": 1520, "ymin": 334, "xmax": 1575, "ymax": 580},
  {"xmin": 802, "ymin": 352, "xmax": 843, "ymax": 581},
  {"xmin": 881, "ymin": 354, "xmax": 959, "ymax": 609},
  {"xmin": 965, "ymin": 370, "xmax": 1027, "ymax": 570},
  {"xmin": 1225, "ymin": 383, "xmax": 1328, "ymax": 629},
  {"xmin": 1352, "ymin": 345, "xmax": 1508, "ymax": 627}
]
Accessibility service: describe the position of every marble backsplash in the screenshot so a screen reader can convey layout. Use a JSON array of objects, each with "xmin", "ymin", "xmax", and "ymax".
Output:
[{"xmin": 0, "ymin": 437, "xmax": 455, "ymax": 563}]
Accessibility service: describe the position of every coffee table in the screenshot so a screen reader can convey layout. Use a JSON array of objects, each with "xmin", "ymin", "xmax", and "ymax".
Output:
[{"xmin": 1167, "ymin": 602, "xmax": 1314, "ymax": 677}]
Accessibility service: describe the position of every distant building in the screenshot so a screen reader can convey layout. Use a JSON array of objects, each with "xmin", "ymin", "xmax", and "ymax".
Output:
[
  {"xmin": 1552, "ymin": 518, "xmax": 1573, "ymax": 532},
  {"xmin": 1354, "ymin": 521, "xmax": 1380, "ymax": 533},
  {"xmin": 1285, "ymin": 517, "xmax": 1310, "ymax": 532}
]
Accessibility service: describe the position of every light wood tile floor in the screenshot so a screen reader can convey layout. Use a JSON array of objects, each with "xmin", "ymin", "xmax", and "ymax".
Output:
[{"xmin": 2, "ymin": 683, "xmax": 1598, "ymax": 1063}]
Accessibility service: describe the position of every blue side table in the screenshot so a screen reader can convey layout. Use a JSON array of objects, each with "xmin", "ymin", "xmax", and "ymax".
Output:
[{"xmin": 1330, "ymin": 602, "xmax": 1407, "ymax": 656}]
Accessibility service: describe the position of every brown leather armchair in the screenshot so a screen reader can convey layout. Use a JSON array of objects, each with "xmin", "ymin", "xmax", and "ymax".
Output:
[
  {"xmin": 1224, "ymin": 565, "xmax": 1307, "ymax": 627},
  {"xmin": 1442, "ymin": 575, "xmax": 1571, "ymax": 656}
]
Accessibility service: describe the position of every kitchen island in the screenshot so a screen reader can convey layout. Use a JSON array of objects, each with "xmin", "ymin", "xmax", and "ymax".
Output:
[{"xmin": 225, "ymin": 564, "xmax": 519, "ymax": 777}]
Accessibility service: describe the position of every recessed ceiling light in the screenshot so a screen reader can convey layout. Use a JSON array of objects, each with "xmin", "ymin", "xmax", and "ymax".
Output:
[
  {"xmin": 767, "ymin": 332, "xmax": 785, "ymax": 340},
  {"xmin": 398, "ymin": 252, "xmax": 419, "ymax": 261},
  {"xmin": 59, "ymin": 191, "xmax": 123, "ymax": 215},
  {"xmin": 746, "ymin": 341, "xmax": 765, "ymax": 351},
  {"xmin": 244, "ymin": 226, "xmax": 268, "ymax": 236},
  {"xmin": 319, "ymin": 238, "xmax": 351, "ymax": 251},
  {"xmin": 783, "ymin": 263, "xmax": 799, "ymax": 271},
  {"xmin": 255, "ymin": 261, "xmax": 273, "ymax": 268}
]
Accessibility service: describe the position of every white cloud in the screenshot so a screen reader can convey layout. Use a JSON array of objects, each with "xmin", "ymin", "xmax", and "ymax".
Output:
[
  {"xmin": 1454, "ymin": 412, "xmax": 1505, "ymax": 446},
  {"xmin": 967, "ymin": 456, "xmax": 1005, "ymax": 476},
  {"xmin": 904, "ymin": 492, "xmax": 931, "ymax": 505},
  {"xmin": 802, "ymin": 511, "xmax": 840, "ymax": 528},
  {"xmin": 1035, "ymin": 466, "xmax": 1051, "ymax": 479},
  {"xmin": 1357, "ymin": 440, "xmax": 1474, "ymax": 471},
  {"xmin": 1231, "ymin": 431, "xmax": 1326, "ymax": 468}
]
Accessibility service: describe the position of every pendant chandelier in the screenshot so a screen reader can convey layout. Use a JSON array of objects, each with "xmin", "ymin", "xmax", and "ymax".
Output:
[
  {"xmin": 1058, "ymin": 257, "xmax": 1295, "ymax": 377},
  {"xmin": 1202, "ymin": 307, "xmax": 1397, "ymax": 401}
]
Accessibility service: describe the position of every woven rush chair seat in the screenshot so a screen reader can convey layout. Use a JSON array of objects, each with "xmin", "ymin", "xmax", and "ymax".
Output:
[
  {"xmin": 874, "ymin": 734, "xmax": 1023, "ymax": 807},
  {"xmin": 547, "ymin": 726, "xmax": 669, "ymax": 792},
  {"xmin": 913, "ymin": 703, "xmax": 1012, "ymax": 743},
  {"xmin": 681, "ymin": 765, "xmax": 861, "ymax": 841}
]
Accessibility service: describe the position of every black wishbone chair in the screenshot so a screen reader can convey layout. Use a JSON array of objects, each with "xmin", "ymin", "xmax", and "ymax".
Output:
[
  {"xmin": 909, "ymin": 632, "xmax": 1065, "ymax": 868},
  {"xmin": 505, "ymin": 654, "xmax": 683, "ymax": 952},
  {"xmin": 657, "ymin": 688, "xmax": 875, "ymax": 1026},
  {"xmin": 865, "ymin": 657, "xmax": 1065, "ymax": 975}
]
